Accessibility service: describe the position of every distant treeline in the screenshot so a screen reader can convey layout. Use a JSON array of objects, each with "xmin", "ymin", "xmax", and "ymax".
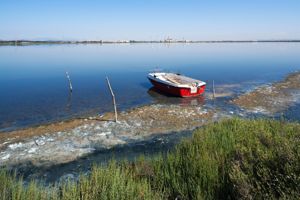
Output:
[{"xmin": 1, "ymin": 39, "xmax": 300, "ymax": 46}]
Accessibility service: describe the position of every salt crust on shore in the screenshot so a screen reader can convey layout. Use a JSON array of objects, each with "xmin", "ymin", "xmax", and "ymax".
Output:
[
  {"xmin": 0, "ymin": 104, "xmax": 214, "ymax": 168},
  {"xmin": 232, "ymin": 72, "xmax": 300, "ymax": 114}
]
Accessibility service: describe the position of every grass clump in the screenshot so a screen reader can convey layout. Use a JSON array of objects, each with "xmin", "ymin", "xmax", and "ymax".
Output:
[
  {"xmin": 0, "ymin": 161, "xmax": 161, "ymax": 200},
  {"xmin": 60, "ymin": 160, "xmax": 161, "ymax": 200},
  {"xmin": 151, "ymin": 118, "xmax": 300, "ymax": 199},
  {"xmin": 1, "ymin": 118, "xmax": 300, "ymax": 199},
  {"xmin": 0, "ymin": 170, "xmax": 58, "ymax": 200}
]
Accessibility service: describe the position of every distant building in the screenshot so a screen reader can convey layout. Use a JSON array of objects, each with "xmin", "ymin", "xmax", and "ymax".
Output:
[{"xmin": 164, "ymin": 37, "xmax": 173, "ymax": 43}]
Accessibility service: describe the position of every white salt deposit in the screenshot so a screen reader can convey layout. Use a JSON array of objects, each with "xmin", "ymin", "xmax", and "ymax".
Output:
[
  {"xmin": 46, "ymin": 137, "xmax": 55, "ymax": 142},
  {"xmin": 0, "ymin": 104, "xmax": 215, "ymax": 170},
  {"xmin": 252, "ymin": 107, "xmax": 269, "ymax": 114},
  {"xmin": 28, "ymin": 147, "xmax": 37, "ymax": 153},
  {"xmin": 8, "ymin": 142, "xmax": 23, "ymax": 150},
  {"xmin": 35, "ymin": 138, "xmax": 46, "ymax": 146},
  {"xmin": 1, "ymin": 154, "xmax": 10, "ymax": 160},
  {"xmin": 97, "ymin": 132, "xmax": 111, "ymax": 136}
]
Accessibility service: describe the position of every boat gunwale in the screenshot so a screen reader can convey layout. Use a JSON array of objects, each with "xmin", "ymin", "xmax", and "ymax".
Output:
[{"xmin": 148, "ymin": 72, "xmax": 206, "ymax": 88}]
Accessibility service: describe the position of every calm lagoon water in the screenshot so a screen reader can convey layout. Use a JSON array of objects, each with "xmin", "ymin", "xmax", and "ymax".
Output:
[
  {"xmin": 1, "ymin": 43, "xmax": 300, "ymax": 183},
  {"xmin": 0, "ymin": 43, "xmax": 300, "ymax": 131}
]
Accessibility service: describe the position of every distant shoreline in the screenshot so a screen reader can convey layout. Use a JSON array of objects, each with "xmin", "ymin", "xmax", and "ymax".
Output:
[{"xmin": 1, "ymin": 39, "xmax": 300, "ymax": 46}]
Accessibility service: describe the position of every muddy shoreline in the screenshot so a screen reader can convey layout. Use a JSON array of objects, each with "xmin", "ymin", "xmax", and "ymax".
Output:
[
  {"xmin": 232, "ymin": 72, "xmax": 300, "ymax": 114},
  {"xmin": 0, "ymin": 104, "xmax": 215, "ymax": 170}
]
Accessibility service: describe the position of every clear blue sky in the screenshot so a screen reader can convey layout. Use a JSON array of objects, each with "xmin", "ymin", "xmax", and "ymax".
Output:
[{"xmin": 0, "ymin": 0, "xmax": 299, "ymax": 40}]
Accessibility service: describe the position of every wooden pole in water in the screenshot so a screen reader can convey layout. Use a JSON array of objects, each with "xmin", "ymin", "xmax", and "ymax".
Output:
[
  {"xmin": 213, "ymin": 80, "xmax": 216, "ymax": 99},
  {"xmin": 106, "ymin": 77, "xmax": 118, "ymax": 122},
  {"xmin": 66, "ymin": 71, "xmax": 73, "ymax": 92}
]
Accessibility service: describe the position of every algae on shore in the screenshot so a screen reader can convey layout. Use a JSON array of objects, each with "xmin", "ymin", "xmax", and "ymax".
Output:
[
  {"xmin": 232, "ymin": 72, "xmax": 300, "ymax": 114},
  {"xmin": 0, "ymin": 104, "xmax": 214, "ymax": 169}
]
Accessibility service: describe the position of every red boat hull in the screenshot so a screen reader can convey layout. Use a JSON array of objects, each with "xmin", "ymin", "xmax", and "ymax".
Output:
[{"xmin": 149, "ymin": 78, "xmax": 206, "ymax": 97}]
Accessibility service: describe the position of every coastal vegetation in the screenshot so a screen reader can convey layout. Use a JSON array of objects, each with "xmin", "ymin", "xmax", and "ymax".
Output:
[{"xmin": 1, "ymin": 118, "xmax": 299, "ymax": 199}]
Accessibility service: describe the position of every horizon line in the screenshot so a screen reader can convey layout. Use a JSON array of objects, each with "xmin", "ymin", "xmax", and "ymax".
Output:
[{"xmin": 1, "ymin": 39, "xmax": 300, "ymax": 44}]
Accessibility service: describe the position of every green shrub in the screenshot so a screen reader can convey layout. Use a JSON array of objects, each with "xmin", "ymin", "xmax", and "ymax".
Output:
[{"xmin": 151, "ymin": 118, "xmax": 300, "ymax": 199}]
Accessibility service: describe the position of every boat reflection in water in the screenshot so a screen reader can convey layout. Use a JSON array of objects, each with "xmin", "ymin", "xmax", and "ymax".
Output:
[{"xmin": 147, "ymin": 87, "xmax": 205, "ymax": 106}]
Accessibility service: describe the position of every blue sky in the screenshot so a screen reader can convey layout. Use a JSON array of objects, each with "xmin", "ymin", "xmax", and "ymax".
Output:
[{"xmin": 0, "ymin": 0, "xmax": 299, "ymax": 40}]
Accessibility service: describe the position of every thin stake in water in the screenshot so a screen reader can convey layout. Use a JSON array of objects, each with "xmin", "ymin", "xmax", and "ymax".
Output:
[
  {"xmin": 66, "ymin": 71, "xmax": 73, "ymax": 92},
  {"xmin": 213, "ymin": 80, "xmax": 216, "ymax": 99},
  {"xmin": 106, "ymin": 76, "xmax": 118, "ymax": 122}
]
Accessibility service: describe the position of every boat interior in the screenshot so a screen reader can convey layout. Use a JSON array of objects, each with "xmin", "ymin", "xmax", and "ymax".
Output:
[{"xmin": 154, "ymin": 73, "xmax": 205, "ymax": 87}]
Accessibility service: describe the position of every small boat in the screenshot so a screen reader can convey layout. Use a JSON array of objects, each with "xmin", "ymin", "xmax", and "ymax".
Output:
[{"xmin": 148, "ymin": 72, "xmax": 206, "ymax": 97}]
